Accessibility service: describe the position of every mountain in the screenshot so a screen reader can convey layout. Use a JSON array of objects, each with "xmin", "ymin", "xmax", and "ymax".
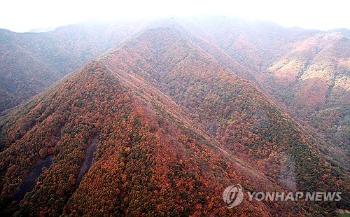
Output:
[
  {"xmin": 0, "ymin": 25, "xmax": 349, "ymax": 216},
  {"xmin": 103, "ymin": 26, "xmax": 350, "ymax": 200},
  {"xmin": 2, "ymin": 18, "xmax": 349, "ymax": 164},
  {"xmin": 179, "ymin": 17, "xmax": 318, "ymax": 72},
  {"xmin": 0, "ymin": 22, "xmax": 146, "ymax": 113},
  {"xmin": 178, "ymin": 17, "xmax": 350, "ymax": 167},
  {"xmin": 0, "ymin": 53, "xmax": 297, "ymax": 216},
  {"xmin": 264, "ymin": 32, "xmax": 350, "ymax": 153}
]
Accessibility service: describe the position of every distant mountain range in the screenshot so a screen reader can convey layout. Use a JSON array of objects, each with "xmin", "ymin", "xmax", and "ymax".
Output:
[
  {"xmin": 0, "ymin": 17, "xmax": 349, "ymax": 216},
  {"xmin": 0, "ymin": 21, "xmax": 147, "ymax": 113}
]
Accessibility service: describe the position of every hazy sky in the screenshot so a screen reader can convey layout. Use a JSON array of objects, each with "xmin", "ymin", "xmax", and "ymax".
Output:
[{"xmin": 0, "ymin": 0, "xmax": 349, "ymax": 32}]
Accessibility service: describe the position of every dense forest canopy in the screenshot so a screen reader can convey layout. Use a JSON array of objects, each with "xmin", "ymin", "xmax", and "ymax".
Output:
[{"xmin": 0, "ymin": 18, "xmax": 349, "ymax": 216}]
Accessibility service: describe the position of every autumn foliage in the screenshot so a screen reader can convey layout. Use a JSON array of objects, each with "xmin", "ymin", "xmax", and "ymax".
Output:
[{"xmin": 0, "ymin": 25, "xmax": 349, "ymax": 216}]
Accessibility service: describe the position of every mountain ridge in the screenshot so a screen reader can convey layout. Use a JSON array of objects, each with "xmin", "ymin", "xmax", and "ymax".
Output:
[
  {"xmin": 0, "ymin": 19, "xmax": 349, "ymax": 216},
  {"xmin": 0, "ymin": 59, "xmax": 303, "ymax": 216}
]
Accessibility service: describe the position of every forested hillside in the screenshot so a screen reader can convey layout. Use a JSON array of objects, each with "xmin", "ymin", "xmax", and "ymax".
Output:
[
  {"xmin": 0, "ymin": 60, "xmax": 301, "ymax": 217},
  {"xmin": 0, "ymin": 22, "xmax": 145, "ymax": 113},
  {"xmin": 0, "ymin": 18, "xmax": 349, "ymax": 216}
]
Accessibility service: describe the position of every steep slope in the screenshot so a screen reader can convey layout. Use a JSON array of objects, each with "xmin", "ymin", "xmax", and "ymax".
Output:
[
  {"xmin": 0, "ymin": 61, "xmax": 303, "ymax": 216},
  {"xmin": 103, "ymin": 27, "xmax": 350, "ymax": 211},
  {"xmin": 0, "ymin": 22, "xmax": 145, "ymax": 113},
  {"xmin": 1, "ymin": 23, "xmax": 349, "ymax": 216},
  {"xmin": 0, "ymin": 29, "xmax": 59, "ymax": 112},
  {"xmin": 177, "ymin": 17, "xmax": 350, "ymax": 168},
  {"xmin": 264, "ymin": 32, "xmax": 350, "ymax": 156}
]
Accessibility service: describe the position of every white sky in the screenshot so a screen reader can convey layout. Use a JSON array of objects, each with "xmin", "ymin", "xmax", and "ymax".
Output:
[{"xmin": 0, "ymin": 0, "xmax": 349, "ymax": 32}]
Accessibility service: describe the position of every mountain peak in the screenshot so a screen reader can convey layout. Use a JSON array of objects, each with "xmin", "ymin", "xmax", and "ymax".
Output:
[{"xmin": 1, "ymin": 18, "xmax": 349, "ymax": 216}]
